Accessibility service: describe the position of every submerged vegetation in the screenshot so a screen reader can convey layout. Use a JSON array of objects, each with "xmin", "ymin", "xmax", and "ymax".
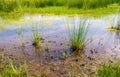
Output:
[{"xmin": 67, "ymin": 19, "xmax": 89, "ymax": 52}]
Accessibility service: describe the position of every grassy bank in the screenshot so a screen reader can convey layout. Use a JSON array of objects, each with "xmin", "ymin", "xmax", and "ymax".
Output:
[
  {"xmin": 0, "ymin": 4, "xmax": 120, "ymax": 19},
  {"xmin": 0, "ymin": 0, "xmax": 119, "ymax": 19},
  {"xmin": 19, "ymin": 4, "xmax": 120, "ymax": 15},
  {"xmin": 0, "ymin": 0, "xmax": 120, "ymax": 12}
]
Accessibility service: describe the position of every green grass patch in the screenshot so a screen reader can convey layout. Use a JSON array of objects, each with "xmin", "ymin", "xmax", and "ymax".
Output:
[
  {"xmin": 0, "ymin": 0, "xmax": 120, "ymax": 19},
  {"xmin": 16, "ymin": 6, "xmax": 119, "ymax": 16},
  {"xmin": 97, "ymin": 62, "xmax": 120, "ymax": 77},
  {"xmin": 0, "ymin": 61, "xmax": 28, "ymax": 77},
  {"xmin": 0, "ymin": 0, "xmax": 120, "ymax": 12},
  {"xmin": 0, "ymin": 4, "xmax": 120, "ymax": 19}
]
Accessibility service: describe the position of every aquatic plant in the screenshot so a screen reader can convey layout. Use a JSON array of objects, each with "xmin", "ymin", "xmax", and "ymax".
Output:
[
  {"xmin": 67, "ymin": 19, "xmax": 89, "ymax": 52},
  {"xmin": 32, "ymin": 26, "xmax": 41, "ymax": 48},
  {"xmin": 97, "ymin": 62, "xmax": 120, "ymax": 77},
  {"xmin": 0, "ymin": 61, "xmax": 28, "ymax": 77},
  {"xmin": 33, "ymin": 31, "xmax": 41, "ymax": 48}
]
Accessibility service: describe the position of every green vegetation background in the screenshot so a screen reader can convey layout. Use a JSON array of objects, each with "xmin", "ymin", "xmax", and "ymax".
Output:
[{"xmin": 0, "ymin": 0, "xmax": 120, "ymax": 18}]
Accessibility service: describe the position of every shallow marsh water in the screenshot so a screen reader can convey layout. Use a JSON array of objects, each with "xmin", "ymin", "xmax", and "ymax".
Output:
[
  {"xmin": 0, "ymin": 14, "xmax": 120, "ymax": 76},
  {"xmin": 0, "ymin": 14, "xmax": 120, "ymax": 59}
]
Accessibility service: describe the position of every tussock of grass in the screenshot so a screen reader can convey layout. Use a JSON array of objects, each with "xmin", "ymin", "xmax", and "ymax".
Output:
[
  {"xmin": 67, "ymin": 19, "xmax": 89, "ymax": 52},
  {"xmin": 32, "ymin": 26, "xmax": 41, "ymax": 48}
]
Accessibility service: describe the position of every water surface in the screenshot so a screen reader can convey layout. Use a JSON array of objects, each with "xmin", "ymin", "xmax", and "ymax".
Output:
[{"xmin": 0, "ymin": 14, "xmax": 120, "ymax": 61}]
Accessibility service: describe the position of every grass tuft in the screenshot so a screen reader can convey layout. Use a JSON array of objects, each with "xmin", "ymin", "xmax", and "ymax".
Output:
[
  {"xmin": 67, "ymin": 19, "xmax": 89, "ymax": 52},
  {"xmin": 32, "ymin": 26, "xmax": 41, "ymax": 48},
  {"xmin": 0, "ymin": 61, "xmax": 28, "ymax": 77}
]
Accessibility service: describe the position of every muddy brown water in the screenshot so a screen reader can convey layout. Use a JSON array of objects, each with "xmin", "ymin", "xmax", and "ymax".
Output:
[{"xmin": 0, "ymin": 14, "xmax": 120, "ymax": 62}]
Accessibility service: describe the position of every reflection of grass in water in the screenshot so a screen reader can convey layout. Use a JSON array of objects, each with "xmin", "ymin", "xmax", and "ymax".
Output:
[
  {"xmin": 97, "ymin": 62, "xmax": 120, "ymax": 77},
  {"xmin": 67, "ymin": 19, "xmax": 89, "ymax": 52}
]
